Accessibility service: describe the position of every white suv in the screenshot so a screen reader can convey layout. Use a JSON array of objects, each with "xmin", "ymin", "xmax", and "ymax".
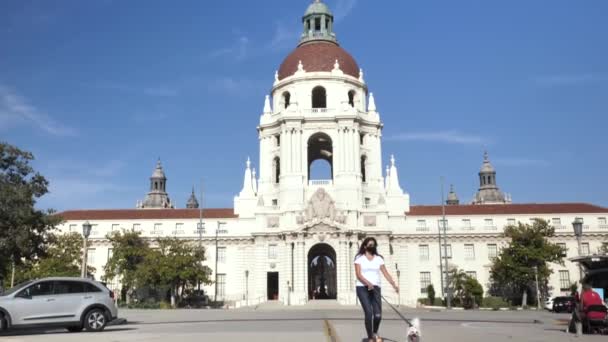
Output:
[{"xmin": 0, "ymin": 277, "xmax": 118, "ymax": 332}]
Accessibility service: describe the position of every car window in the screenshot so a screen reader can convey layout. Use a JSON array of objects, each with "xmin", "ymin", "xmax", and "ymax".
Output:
[
  {"xmin": 84, "ymin": 283, "xmax": 102, "ymax": 293},
  {"xmin": 19, "ymin": 281, "xmax": 53, "ymax": 297},
  {"xmin": 2, "ymin": 280, "xmax": 33, "ymax": 296},
  {"xmin": 54, "ymin": 281, "xmax": 85, "ymax": 294}
]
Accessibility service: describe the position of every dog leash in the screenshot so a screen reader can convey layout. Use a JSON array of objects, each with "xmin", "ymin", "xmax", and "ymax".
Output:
[{"xmin": 374, "ymin": 288, "xmax": 414, "ymax": 327}]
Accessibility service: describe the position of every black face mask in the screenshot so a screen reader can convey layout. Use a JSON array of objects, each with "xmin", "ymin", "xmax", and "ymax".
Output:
[{"xmin": 366, "ymin": 246, "xmax": 376, "ymax": 254}]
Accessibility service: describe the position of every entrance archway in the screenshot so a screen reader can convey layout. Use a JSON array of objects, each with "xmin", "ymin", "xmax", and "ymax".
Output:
[{"xmin": 308, "ymin": 243, "xmax": 337, "ymax": 300}]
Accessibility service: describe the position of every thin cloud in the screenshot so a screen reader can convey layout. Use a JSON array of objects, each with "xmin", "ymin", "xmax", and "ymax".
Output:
[
  {"xmin": 532, "ymin": 73, "xmax": 607, "ymax": 87},
  {"xmin": 208, "ymin": 77, "xmax": 263, "ymax": 94},
  {"xmin": 268, "ymin": 22, "xmax": 300, "ymax": 51},
  {"xmin": 493, "ymin": 158, "xmax": 550, "ymax": 167},
  {"xmin": 206, "ymin": 35, "xmax": 249, "ymax": 61},
  {"xmin": 0, "ymin": 84, "xmax": 76, "ymax": 136},
  {"xmin": 385, "ymin": 131, "xmax": 487, "ymax": 145},
  {"xmin": 334, "ymin": 0, "xmax": 358, "ymax": 22},
  {"xmin": 90, "ymin": 82, "xmax": 179, "ymax": 97}
]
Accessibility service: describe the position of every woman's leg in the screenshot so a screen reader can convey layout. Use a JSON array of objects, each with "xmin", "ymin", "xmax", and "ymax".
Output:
[
  {"xmin": 356, "ymin": 286, "xmax": 374, "ymax": 339},
  {"xmin": 371, "ymin": 286, "xmax": 383, "ymax": 336}
]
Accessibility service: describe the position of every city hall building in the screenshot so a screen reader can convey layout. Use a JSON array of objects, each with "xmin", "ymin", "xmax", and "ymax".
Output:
[{"xmin": 58, "ymin": 1, "xmax": 608, "ymax": 307}]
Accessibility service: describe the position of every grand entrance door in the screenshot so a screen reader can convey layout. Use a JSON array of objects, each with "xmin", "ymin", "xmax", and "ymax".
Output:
[
  {"xmin": 308, "ymin": 243, "xmax": 337, "ymax": 300},
  {"xmin": 267, "ymin": 272, "xmax": 279, "ymax": 300}
]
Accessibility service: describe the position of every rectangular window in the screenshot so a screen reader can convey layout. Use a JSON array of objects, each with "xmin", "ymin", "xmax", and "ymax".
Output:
[
  {"xmin": 557, "ymin": 243, "xmax": 567, "ymax": 257},
  {"xmin": 438, "ymin": 219, "xmax": 449, "ymax": 231},
  {"xmin": 441, "ymin": 244, "xmax": 452, "ymax": 259},
  {"xmin": 217, "ymin": 274, "xmax": 226, "ymax": 299},
  {"xmin": 69, "ymin": 224, "xmax": 77, "ymax": 233},
  {"xmin": 420, "ymin": 272, "xmax": 431, "ymax": 294},
  {"xmin": 599, "ymin": 217, "xmax": 607, "ymax": 226},
  {"xmin": 581, "ymin": 242, "xmax": 590, "ymax": 256},
  {"xmin": 268, "ymin": 244, "xmax": 278, "ymax": 259},
  {"xmin": 559, "ymin": 270, "xmax": 570, "ymax": 291},
  {"xmin": 464, "ymin": 244, "xmax": 475, "ymax": 260},
  {"xmin": 174, "ymin": 223, "xmax": 184, "ymax": 235},
  {"xmin": 217, "ymin": 247, "xmax": 226, "ymax": 263},
  {"xmin": 87, "ymin": 248, "xmax": 96, "ymax": 265},
  {"xmin": 507, "ymin": 218, "xmax": 516, "ymax": 226},
  {"xmin": 487, "ymin": 244, "xmax": 498, "ymax": 259},
  {"xmin": 552, "ymin": 218, "xmax": 561, "ymax": 226},
  {"xmin": 416, "ymin": 220, "xmax": 428, "ymax": 231},
  {"xmin": 90, "ymin": 224, "xmax": 99, "ymax": 236},
  {"xmin": 419, "ymin": 245, "xmax": 429, "ymax": 261},
  {"xmin": 484, "ymin": 219, "xmax": 494, "ymax": 227},
  {"xmin": 111, "ymin": 224, "xmax": 120, "ymax": 231},
  {"xmin": 107, "ymin": 248, "xmax": 113, "ymax": 262},
  {"xmin": 154, "ymin": 223, "xmax": 162, "ymax": 231},
  {"xmin": 462, "ymin": 219, "xmax": 472, "ymax": 230},
  {"xmin": 466, "ymin": 271, "xmax": 477, "ymax": 279},
  {"xmin": 132, "ymin": 223, "xmax": 141, "ymax": 232}
]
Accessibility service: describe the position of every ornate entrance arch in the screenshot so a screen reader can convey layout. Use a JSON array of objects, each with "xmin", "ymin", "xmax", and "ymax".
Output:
[{"xmin": 308, "ymin": 243, "xmax": 337, "ymax": 300}]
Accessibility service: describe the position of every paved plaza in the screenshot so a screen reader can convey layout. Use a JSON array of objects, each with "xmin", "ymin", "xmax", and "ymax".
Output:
[{"xmin": 1, "ymin": 304, "xmax": 603, "ymax": 342}]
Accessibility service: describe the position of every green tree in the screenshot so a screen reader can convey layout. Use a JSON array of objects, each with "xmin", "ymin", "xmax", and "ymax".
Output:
[
  {"xmin": 136, "ymin": 237, "xmax": 211, "ymax": 307},
  {"xmin": 447, "ymin": 268, "xmax": 483, "ymax": 309},
  {"xmin": 0, "ymin": 142, "xmax": 59, "ymax": 286},
  {"xmin": 427, "ymin": 284, "xmax": 436, "ymax": 306},
  {"xmin": 103, "ymin": 230, "xmax": 149, "ymax": 303},
  {"xmin": 12, "ymin": 232, "xmax": 96, "ymax": 282},
  {"xmin": 489, "ymin": 219, "xmax": 565, "ymax": 307}
]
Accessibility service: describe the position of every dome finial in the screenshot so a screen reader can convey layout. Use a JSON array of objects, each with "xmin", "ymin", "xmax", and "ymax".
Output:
[{"xmin": 359, "ymin": 68, "xmax": 365, "ymax": 83}]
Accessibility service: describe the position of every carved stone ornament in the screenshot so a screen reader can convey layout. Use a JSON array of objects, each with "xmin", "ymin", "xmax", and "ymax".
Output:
[
  {"xmin": 267, "ymin": 216, "xmax": 279, "ymax": 228},
  {"xmin": 364, "ymin": 215, "xmax": 377, "ymax": 227},
  {"xmin": 305, "ymin": 188, "xmax": 336, "ymax": 223}
]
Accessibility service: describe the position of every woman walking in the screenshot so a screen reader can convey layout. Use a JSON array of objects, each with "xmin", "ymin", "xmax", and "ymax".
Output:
[{"xmin": 354, "ymin": 237, "xmax": 399, "ymax": 342}]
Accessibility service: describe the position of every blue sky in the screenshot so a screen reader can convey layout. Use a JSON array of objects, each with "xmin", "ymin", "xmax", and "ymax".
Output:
[{"xmin": 1, "ymin": 0, "xmax": 607, "ymax": 211}]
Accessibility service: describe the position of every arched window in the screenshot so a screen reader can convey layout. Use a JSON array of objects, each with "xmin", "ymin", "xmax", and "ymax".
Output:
[
  {"xmin": 282, "ymin": 92, "xmax": 291, "ymax": 109},
  {"xmin": 307, "ymin": 132, "xmax": 333, "ymax": 181},
  {"xmin": 361, "ymin": 156, "xmax": 367, "ymax": 183},
  {"xmin": 312, "ymin": 86, "xmax": 327, "ymax": 108},
  {"xmin": 154, "ymin": 181, "xmax": 158, "ymax": 190},
  {"xmin": 348, "ymin": 90, "xmax": 355, "ymax": 107},
  {"xmin": 273, "ymin": 157, "xmax": 281, "ymax": 184}
]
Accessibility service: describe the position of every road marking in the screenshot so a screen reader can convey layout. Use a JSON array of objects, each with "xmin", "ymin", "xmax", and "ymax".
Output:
[{"xmin": 323, "ymin": 319, "xmax": 341, "ymax": 342}]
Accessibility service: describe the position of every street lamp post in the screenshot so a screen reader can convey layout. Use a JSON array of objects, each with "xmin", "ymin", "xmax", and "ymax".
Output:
[
  {"xmin": 245, "ymin": 270, "xmax": 249, "ymax": 306},
  {"xmin": 533, "ymin": 266, "xmax": 541, "ymax": 310},
  {"xmin": 396, "ymin": 264, "xmax": 401, "ymax": 307},
  {"xmin": 214, "ymin": 221, "xmax": 227, "ymax": 302},
  {"xmin": 81, "ymin": 221, "xmax": 92, "ymax": 278},
  {"xmin": 197, "ymin": 221, "xmax": 205, "ymax": 291},
  {"xmin": 572, "ymin": 218, "xmax": 584, "ymax": 281}
]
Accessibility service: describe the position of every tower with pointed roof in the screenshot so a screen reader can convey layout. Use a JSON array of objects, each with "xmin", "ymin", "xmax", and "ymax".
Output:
[
  {"xmin": 137, "ymin": 159, "xmax": 174, "ymax": 209},
  {"xmin": 186, "ymin": 187, "xmax": 199, "ymax": 209},
  {"xmin": 472, "ymin": 152, "xmax": 511, "ymax": 205},
  {"xmin": 446, "ymin": 184, "xmax": 460, "ymax": 205}
]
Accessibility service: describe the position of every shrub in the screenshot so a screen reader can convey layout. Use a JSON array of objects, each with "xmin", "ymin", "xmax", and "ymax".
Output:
[
  {"xmin": 482, "ymin": 296, "xmax": 510, "ymax": 310},
  {"xmin": 427, "ymin": 284, "xmax": 436, "ymax": 306}
]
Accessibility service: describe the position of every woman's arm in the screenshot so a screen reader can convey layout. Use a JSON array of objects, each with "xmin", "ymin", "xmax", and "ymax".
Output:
[
  {"xmin": 355, "ymin": 263, "xmax": 374, "ymax": 289},
  {"xmin": 380, "ymin": 265, "xmax": 399, "ymax": 293}
]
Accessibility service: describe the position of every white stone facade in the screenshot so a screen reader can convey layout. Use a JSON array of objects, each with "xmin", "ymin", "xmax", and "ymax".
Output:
[{"xmin": 56, "ymin": 1, "xmax": 608, "ymax": 308}]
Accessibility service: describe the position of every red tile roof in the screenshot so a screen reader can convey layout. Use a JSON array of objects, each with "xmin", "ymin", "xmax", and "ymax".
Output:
[
  {"xmin": 56, "ymin": 203, "xmax": 608, "ymax": 221},
  {"xmin": 408, "ymin": 203, "xmax": 608, "ymax": 216},
  {"xmin": 278, "ymin": 42, "xmax": 360, "ymax": 80},
  {"xmin": 57, "ymin": 208, "xmax": 237, "ymax": 221}
]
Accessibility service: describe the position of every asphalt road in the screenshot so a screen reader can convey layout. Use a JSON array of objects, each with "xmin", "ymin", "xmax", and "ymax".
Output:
[{"xmin": 0, "ymin": 306, "xmax": 599, "ymax": 342}]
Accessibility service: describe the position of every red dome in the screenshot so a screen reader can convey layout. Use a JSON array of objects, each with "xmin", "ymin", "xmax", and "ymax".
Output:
[{"xmin": 277, "ymin": 42, "xmax": 360, "ymax": 80}]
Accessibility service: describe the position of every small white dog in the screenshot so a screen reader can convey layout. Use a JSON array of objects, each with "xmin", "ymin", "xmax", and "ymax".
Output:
[{"xmin": 407, "ymin": 318, "xmax": 421, "ymax": 342}]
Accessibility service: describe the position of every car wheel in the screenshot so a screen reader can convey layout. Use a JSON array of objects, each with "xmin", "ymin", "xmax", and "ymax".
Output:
[
  {"xmin": 84, "ymin": 309, "xmax": 107, "ymax": 332},
  {"xmin": 66, "ymin": 326, "xmax": 83, "ymax": 332},
  {"xmin": 0, "ymin": 312, "xmax": 6, "ymax": 331}
]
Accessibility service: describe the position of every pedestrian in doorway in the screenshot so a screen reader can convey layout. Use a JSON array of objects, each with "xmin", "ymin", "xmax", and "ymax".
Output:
[{"xmin": 354, "ymin": 237, "xmax": 399, "ymax": 342}]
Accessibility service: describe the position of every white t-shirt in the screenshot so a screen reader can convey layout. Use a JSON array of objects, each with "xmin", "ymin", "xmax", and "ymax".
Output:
[{"xmin": 354, "ymin": 254, "xmax": 385, "ymax": 287}]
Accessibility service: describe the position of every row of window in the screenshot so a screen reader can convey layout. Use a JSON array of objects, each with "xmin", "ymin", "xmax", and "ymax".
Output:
[
  {"xmin": 69, "ymin": 222, "xmax": 210, "ymax": 235},
  {"xmin": 417, "ymin": 217, "xmax": 607, "ymax": 231},
  {"xmin": 418, "ymin": 244, "xmax": 498, "ymax": 261},
  {"xmin": 419, "ymin": 271, "xmax": 478, "ymax": 294},
  {"xmin": 279, "ymin": 87, "xmax": 359, "ymax": 110}
]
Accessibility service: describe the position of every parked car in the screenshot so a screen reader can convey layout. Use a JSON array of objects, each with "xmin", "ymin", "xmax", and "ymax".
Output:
[
  {"xmin": 552, "ymin": 296, "xmax": 575, "ymax": 313},
  {"xmin": 0, "ymin": 277, "xmax": 118, "ymax": 332},
  {"xmin": 545, "ymin": 297, "xmax": 554, "ymax": 311}
]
